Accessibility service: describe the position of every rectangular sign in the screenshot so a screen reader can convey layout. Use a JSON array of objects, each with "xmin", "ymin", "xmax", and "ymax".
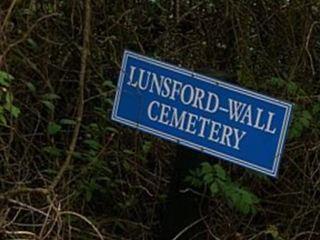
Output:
[{"xmin": 112, "ymin": 50, "xmax": 293, "ymax": 177}]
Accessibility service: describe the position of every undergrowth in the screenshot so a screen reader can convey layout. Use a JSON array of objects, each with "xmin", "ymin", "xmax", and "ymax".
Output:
[{"xmin": 0, "ymin": 0, "xmax": 319, "ymax": 239}]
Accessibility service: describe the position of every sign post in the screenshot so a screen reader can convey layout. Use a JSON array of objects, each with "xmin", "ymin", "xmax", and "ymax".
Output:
[{"xmin": 112, "ymin": 50, "xmax": 293, "ymax": 177}]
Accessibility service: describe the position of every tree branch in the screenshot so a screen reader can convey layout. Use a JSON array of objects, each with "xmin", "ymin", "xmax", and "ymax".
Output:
[{"xmin": 50, "ymin": 0, "xmax": 91, "ymax": 190}]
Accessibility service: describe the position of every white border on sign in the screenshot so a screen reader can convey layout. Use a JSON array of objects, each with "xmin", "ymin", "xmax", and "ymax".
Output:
[{"xmin": 111, "ymin": 50, "xmax": 293, "ymax": 177}]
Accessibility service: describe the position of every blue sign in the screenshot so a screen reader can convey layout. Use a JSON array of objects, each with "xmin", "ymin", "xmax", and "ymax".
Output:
[{"xmin": 112, "ymin": 50, "xmax": 293, "ymax": 177}]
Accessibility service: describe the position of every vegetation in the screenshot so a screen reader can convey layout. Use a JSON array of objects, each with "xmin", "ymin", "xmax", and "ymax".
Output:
[{"xmin": 0, "ymin": 0, "xmax": 319, "ymax": 239}]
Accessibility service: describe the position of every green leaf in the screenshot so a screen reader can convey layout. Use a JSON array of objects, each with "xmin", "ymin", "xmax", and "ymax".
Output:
[
  {"xmin": 89, "ymin": 123, "xmax": 99, "ymax": 129},
  {"xmin": 210, "ymin": 182, "xmax": 219, "ymax": 195},
  {"xmin": 48, "ymin": 122, "xmax": 62, "ymax": 135},
  {"xmin": 201, "ymin": 162, "xmax": 212, "ymax": 174},
  {"xmin": 289, "ymin": 125, "xmax": 302, "ymax": 139},
  {"xmin": 312, "ymin": 103, "xmax": 320, "ymax": 114},
  {"xmin": 27, "ymin": 38, "xmax": 38, "ymax": 49},
  {"xmin": 186, "ymin": 162, "xmax": 259, "ymax": 215},
  {"xmin": 4, "ymin": 103, "xmax": 20, "ymax": 118},
  {"xmin": 9, "ymin": 105, "xmax": 20, "ymax": 118},
  {"xmin": 203, "ymin": 173, "xmax": 213, "ymax": 184},
  {"xmin": 103, "ymin": 80, "xmax": 115, "ymax": 89},
  {"xmin": 142, "ymin": 141, "xmax": 152, "ymax": 154},
  {"xmin": 0, "ymin": 70, "xmax": 14, "ymax": 87},
  {"xmin": 287, "ymin": 81, "xmax": 298, "ymax": 94},
  {"xmin": 300, "ymin": 117, "xmax": 310, "ymax": 127},
  {"xmin": 84, "ymin": 139, "xmax": 102, "ymax": 151},
  {"xmin": 105, "ymin": 126, "xmax": 119, "ymax": 133},
  {"xmin": 105, "ymin": 98, "xmax": 113, "ymax": 105},
  {"xmin": 266, "ymin": 225, "xmax": 285, "ymax": 240},
  {"xmin": 0, "ymin": 114, "xmax": 7, "ymax": 126},
  {"xmin": 60, "ymin": 118, "xmax": 77, "ymax": 125},
  {"xmin": 41, "ymin": 100, "xmax": 55, "ymax": 112},
  {"xmin": 214, "ymin": 164, "xmax": 226, "ymax": 181},
  {"xmin": 85, "ymin": 188, "xmax": 92, "ymax": 202},
  {"xmin": 123, "ymin": 149, "xmax": 134, "ymax": 155},
  {"xmin": 43, "ymin": 146, "xmax": 62, "ymax": 157},
  {"xmin": 123, "ymin": 160, "xmax": 131, "ymax": 171},
  {"xmin": 26, "ymin": 82, "xmax": 36, "ymax": 92},
  {"xmin": 5, "ymin": 92, "xmax": 13, "ymax": 103},
  {"xmin": 42, "ymin": 93, "xmax": 61, "ymax": 100},
  {"xmin": 0, "ymin": 78, "xmax": 10, "ymax": 87},
  {"xmin": 229, "ymin": 188, "xmax": 259, "ymax": 214},
  {"xmin": 269, "ymin": 77, "xmax": 285, "ymax": 88},
  {"xmin": 302, "ymin": 110, "xmax": 312, "ymax": 120}
]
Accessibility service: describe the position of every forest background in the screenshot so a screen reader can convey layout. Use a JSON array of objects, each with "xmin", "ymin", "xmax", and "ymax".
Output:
[{"xmin": 0, "ymin": 0, "xmax": 320, "ymax": 239}]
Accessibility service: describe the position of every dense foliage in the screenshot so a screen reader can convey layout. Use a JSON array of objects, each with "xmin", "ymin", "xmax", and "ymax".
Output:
[{"xmin": 0, "ymin": 0, "xmax": 319, "ymax": 239}]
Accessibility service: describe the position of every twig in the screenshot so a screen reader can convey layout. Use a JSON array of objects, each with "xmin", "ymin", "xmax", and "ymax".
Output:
[
  {"xmin": 4, "ymin": 230, "xmax": 39, "ymax": 239},
  {"xmin": 291, "ymin": 231, "xmax": 320, "ymax": 240},
  {"xmin": 59, "ymin": 211, "xmax": 104, "ymax": 240},
  {"xmin": 7, "ymin": 199, "xmax": 49, "ymax": 218},
  {"xmin": 172, "ymin": 216, "xmax": 213, "ymax": 240},
  {"xmin": 39, "ymin": 198, "xmax": 56, "ymax": 238},
  {"xmin": 0, "ymin": 187, "xmax": 49, "ymax": 200},
  {"xmin": 176, "ymin": 1, "xmax": 204, "ymax": 24},
  {"xmin": 305, "ymin": 21, "xmax": 319, "ymax": 76},
  {"xmin": 40, "ymin": 203, "xmax": 62, "ymax": 240},
  {"xmin": 308, "ymin": 211, "xmax": 320, "ymax": 240},
  {"xmin": 0, "ymin": 0, "xmax": 19, "ymax": 32},
  {"xmin": 175, "ymin": 0, "xmax": 180, "ymax": 23},
  {"xmin": 1, "ymin": 13, "xmax": 59, "ymax": 60},
  {"xmin": 50, "ymin": 0, "xmax": 91, "ymax": 190},
  {"xmin": 3, "ymin": 208, "xmax": 21, "ymax": 228}
]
